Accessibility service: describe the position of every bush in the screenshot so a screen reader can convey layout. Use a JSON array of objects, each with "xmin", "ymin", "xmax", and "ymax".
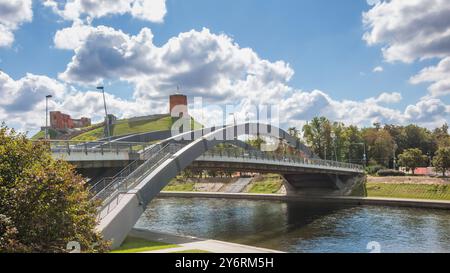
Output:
[
  {"xmin": 377, "ymin": 169, "xmax": 406, "ymax": 177},
  {"xmin": 366, "ymin": 164, "xmax": 384, "ymax": 175},
  {"xmin": 0, "ymin": 124, "xmax": 109, "ymax": 253}
]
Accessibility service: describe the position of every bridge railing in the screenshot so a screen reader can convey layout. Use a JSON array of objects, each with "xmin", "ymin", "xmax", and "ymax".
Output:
[
  {"xmin": 202, "ymin": 147, "xmax": 364, "ymax": 171},
  {"xmin": 95, "ymin": 143, "xmax": 186, "ymax": 219},
  {"xmin": 34, "ymin": 140, "xmax": 153, "ymax": 155},
  {"xmin": 89, "ymin": 143, "xmax": 168, "ymax": 195}
]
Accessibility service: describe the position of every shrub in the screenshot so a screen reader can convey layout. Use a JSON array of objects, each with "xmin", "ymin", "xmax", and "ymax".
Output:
[
  {"xmin": 377, "ymin": 169, "xmax": 406, "ymax": 177},
  {"xmin": 366, "ymin": 164, "xmax": 384, "ymax": 175},
  {"xmin": 0, "ymin": 124, "xmax": 109, "ymax": 253}
]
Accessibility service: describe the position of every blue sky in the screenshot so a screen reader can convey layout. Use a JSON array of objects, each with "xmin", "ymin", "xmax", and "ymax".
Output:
[{"xmin": 0, "ymin": 0, "xmax": 449, "ymax": 134}]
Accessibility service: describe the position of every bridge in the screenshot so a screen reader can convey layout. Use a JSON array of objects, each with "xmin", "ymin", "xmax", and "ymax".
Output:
[{"xmin": 44, "ymin": 122, "xmax": 366, "ymax": 248}]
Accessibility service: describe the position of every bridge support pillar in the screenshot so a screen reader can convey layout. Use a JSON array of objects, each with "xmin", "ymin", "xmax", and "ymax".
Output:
[{"xmin": 282, "ymin": 173, "xmax": 367, "ymax": 197}]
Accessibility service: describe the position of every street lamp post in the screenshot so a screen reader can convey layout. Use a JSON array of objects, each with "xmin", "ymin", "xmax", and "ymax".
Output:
[
  {"xmin": 97, "ymin": 86, "xmax": 111, "ymax": 141},
  {"xmin": 349, "ymin": 142, "xmax": 367, "ymax": 167},
  {"xmin": 331, "ymin": 132, "xmax": 338, "ymax": 162},
  {"xmin": 45, "ymin": 95, "xmax": 52, "ymax": 140},
  {"xmin": 393, "ymin": 142, "xmax": 398, "ymax": 170}
]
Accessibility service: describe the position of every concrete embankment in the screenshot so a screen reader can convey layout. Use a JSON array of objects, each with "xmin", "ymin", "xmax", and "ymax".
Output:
[{"xmin": 158, "ymin": 191, "xmax": 450, "ymax": 210}]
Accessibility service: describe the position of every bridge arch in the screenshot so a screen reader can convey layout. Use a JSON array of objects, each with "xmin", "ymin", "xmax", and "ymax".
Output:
[{"xmin": 97, "ymin": 123, "xmax": 363, "ymax": 248}]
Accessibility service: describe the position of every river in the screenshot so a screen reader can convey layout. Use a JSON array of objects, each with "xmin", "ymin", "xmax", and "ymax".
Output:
[{"xmin": 135, "ymin": 197, "xmax": 450, "ymax": 253}]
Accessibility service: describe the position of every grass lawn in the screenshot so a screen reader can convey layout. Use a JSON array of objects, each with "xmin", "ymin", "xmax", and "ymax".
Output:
[
  {"xmin": 110, "ymin": 237, "xmax": 180, "ymax": 253},
  {"xmin": 72, "ymin": 116, "xmax": 174, "ymax": 141},
  {"xmin": 247, "ymin": 175, "xmax": 283, "ymax": 194},
  {"xmin": 163, "ymin": 182, "xmax": 196, "ymax": 192},
  {"xmin": 71, "ymin": 115, "xmax": 202, "ymax": 141},
  {"xmin": 31, "ymin": 128, "xmax": 58, "ymax": 140},
  {"xmin": 367, "ymin": 183, "xmax": 450, "ymax": 201}
]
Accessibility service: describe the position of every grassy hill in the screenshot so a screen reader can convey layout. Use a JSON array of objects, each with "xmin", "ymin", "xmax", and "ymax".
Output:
[
  {"xmin": 31, "ymin": 128, "xmax": 58, "ymax": 140},
  {"xmin": 32, "ymin": 114, "xmax": 203, "ymax": 141}
]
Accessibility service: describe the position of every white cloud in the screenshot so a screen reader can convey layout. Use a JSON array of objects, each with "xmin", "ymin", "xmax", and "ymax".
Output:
[
  {"xmin": 0, "ymin": 0, "xmax": 33, "ymax": 47},
  {"xmin": 404, "ymin": 97, "xmax": 450, "ymax": 127},
  {"xmin": 55, "ymin": 26, "xmax": 448, "ymax": 130},
  {"xmin": 54, "ymin": 23, "xmax": 95, "ymax": 50},
  {"xmin": 366, "ymin": 0, "xmax": 380, "ymax": 6},
  {"xmin": 363, "ymin": 0, "xmax": 450, "ymax": 63},
  {"xmin": 410, "ymin": 57, "xmax": 450, "ymax": 97},
  {"xmin": 1, "ymin": 67, "xmax": 448, "ymax": 135},
  {"xmin": 43, "ymin": 0, "xmax": 167, "ymax": 23},
  {"xmin": 372, "ymin": 66, "xmax": 383, "ymax": 73},
  {"xmin": 2, "ymin": 26, "xmax": 449, "ymax": 135},
  {"xmin": 366, "ymin": 92, "xmax": 402, "ymax": 104},
  {"xmin": 364, "ymin": 0, "xmax": 450, "ymax": 98},
  {"xmin": 58, "ymin": 26, "xmax": 295, "ymax": 104}
]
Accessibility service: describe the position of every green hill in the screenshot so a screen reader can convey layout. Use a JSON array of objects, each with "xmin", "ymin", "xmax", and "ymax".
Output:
[
  {"xmin": 32, "ymin": 115, "xmax": 203, "ymax": 141},
  {"xmin": 31, "ymin": 128, "xmax": 58, "ymax": 140}
]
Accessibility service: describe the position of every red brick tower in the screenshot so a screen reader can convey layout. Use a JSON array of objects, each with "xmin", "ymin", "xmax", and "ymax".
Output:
[{"xmin": 170, "ymin": 94, "xmax": 188, "ymax": 118}]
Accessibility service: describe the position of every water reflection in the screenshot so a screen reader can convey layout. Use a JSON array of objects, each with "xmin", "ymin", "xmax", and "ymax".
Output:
[{"xmin": 135, "ymin": 198, "xmax": 450, "ymax": 253}]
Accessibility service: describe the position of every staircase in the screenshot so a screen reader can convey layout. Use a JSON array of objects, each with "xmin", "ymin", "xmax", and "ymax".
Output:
[
  {"xmin": 224, "ymin": 178, "xmax": 253, "ymax": 193},
  {"xmin": 91, "ymin": 143, "xmax": 185, "ymax": 220}
]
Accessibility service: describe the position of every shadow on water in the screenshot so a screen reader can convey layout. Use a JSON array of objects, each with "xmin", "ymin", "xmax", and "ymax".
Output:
[{"xmin": 135, "ymin": 198, "xmax": 450, "ymax": 253}]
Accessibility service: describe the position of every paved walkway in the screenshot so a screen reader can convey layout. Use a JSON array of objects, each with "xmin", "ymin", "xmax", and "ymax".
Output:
[{"xmin": 129, "ymin": 229, "xmax": 283, "ymax": 253}]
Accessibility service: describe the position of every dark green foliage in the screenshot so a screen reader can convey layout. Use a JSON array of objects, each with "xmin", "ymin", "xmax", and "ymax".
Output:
[
  {"xmin": 398, "ymin": 148, "xmax": 428, "ymax": 174},
  {"xmin": 365, "ymin": 165, "xmax": 385, "ymax": 175},
  {"xmin": 0, "ymin": 124, "xmax": 109, "ymax": 253},
  {"xmin": 433, "ymin": 147, "xmax": 450, "ymax": 177},
  {"xmin": 377, "ymin": 169, "xmax": 406, "ymax": 177}
]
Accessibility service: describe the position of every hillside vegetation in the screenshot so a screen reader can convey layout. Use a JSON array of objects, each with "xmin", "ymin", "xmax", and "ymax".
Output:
[{"xmin": 32, "ymin": 115, "xmax": 203, "ymax": 141}]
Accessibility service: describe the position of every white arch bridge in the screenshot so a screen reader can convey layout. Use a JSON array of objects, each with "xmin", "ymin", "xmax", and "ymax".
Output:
[{"xmin": 44, "ymin": 123, "xmax": 365, "ymax": 248}]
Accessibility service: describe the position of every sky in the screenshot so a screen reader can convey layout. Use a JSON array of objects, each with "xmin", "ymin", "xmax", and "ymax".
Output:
[{"xmin": 0, "ymin": 0, "xmax": 449, "ymax": 136}]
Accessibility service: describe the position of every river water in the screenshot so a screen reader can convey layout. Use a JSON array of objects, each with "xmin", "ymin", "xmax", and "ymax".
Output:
[{"xmin": 135, "ymin": 198, "xmax": 450, "ymax": 253}]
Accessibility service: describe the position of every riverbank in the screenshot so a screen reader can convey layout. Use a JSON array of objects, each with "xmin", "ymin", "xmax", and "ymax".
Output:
[
  {"xmin": 158, "ymin": 191, "xmax": 450, "ymax": 210},
  {"xmin": 165, "ymin": 175, "xmax": 284, "ymax": 194},
  {"xmin": 113, "ymin": 229, "xmax": 283, "ymax": 253},
  {"xmin": 163, "ymin": 175, "xmax": 450, "ymax": 201}
]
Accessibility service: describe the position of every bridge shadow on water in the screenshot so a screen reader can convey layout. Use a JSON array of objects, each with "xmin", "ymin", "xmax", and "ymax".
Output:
[{"xmin": 135, "ymin": 198, "xmax": 357, "ymax": 252}]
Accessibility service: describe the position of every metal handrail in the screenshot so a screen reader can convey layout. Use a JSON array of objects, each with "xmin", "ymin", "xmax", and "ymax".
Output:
[
  {"xmin": 95, "ymin": 143, "xmax": 186, "ymax": 219},
  {"xmin": 93, "ymin": 142, "xmax": 362, "ymax": 220},
  {"xmin": 202, "ymin": 147, "xmax": 364, "ymax": 171},
  {"xmin": 34, "ymin": 140, "xmax": 154, "ymax": 155},
  {"xmin": 89, "ymin": 143, "xmax": 165, "ymax": 195}
]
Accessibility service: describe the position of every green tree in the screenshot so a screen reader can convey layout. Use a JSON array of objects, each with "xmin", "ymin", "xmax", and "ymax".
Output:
[
  {"xmin": 246, "ymin": 136, "xmax": 266, "ymax": 150},
  {"xmin": 332, "ymin": 122, "xmax": 346, "ymax": 162},
  {"xmin": 433, "ymin": 124, "xmax": 450, "ymax": 148},
  {"xmin": 302, "ymin": 117, "xmax": 333, "ymax": 159},
  {"xmin": 343, "ymin": 125, "xmax": 364, "ymax": 164},
  {"xmin": 433, "ymin": 147, "xmax": 450, "ymax": 177},
  {"xmin": 398, "ymin": 148, "xmax": 427, "ymax": 175},
  {"xmin": 362, "ymin": 128, "xmax": 394, "ymax": 167},
  {"xmin": 287, "ymin": 127, "xmax": 300, "ymax": 139},
  {"xmin": 0, "ymin": 125, "xmax": 108, "ymax": 253}
]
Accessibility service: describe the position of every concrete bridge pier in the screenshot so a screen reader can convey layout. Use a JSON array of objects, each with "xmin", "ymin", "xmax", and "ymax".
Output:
[{"xmin": 282, "ymin": 173, "xmax": 367, "ymax": 197}]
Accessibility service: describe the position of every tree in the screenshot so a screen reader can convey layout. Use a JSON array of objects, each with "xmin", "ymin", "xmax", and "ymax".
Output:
[
  {"xmin": 433, "ymin": 124, "xmax": 450, "ymax": 148},
  {"xmin": 246, "ymin": 136, "xmax": 266, "ymax": 150},
  {"xmin": 398, "ymin": 148, "xmax": 427, "ymax": 175},
  {"xmin": 433, "ymin": 147, "xmax": 450, "ymax": 177},
  {"xmin": 343, "ymin": 125, "xmax": 364, "ymax": 164},
  {"xmin": 362, "ymin": 128, "xmax": 394, "ymax": 167},
  {"xmin": 0, "ymin": 124, "xmax": 108, "ymax": 253},
  {"xmin": 332, "ymin": 122, "xmax": 346, "ymax": 162},
  {"xmin": 302, "ymin": 117, "xmax": 333, "ymax": 159},
  {"xmin": 287, "ymin": 127, "xmax": 300, "ymax": 139}
]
